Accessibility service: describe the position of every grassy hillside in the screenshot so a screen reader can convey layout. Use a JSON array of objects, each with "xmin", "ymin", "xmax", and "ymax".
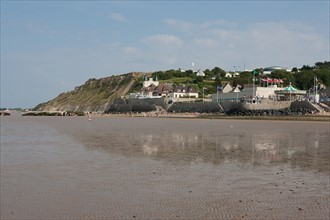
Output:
[
  {"xmin": 34, "ymin": 72, "xmax": 147, "ymax": 112},
  {"xmin": 34, "ymin": 70, "xmax": 218, "ymax": 113},
  {"xmin": 34, "ymin": 61, "xmax": 329, "ymax": 113}
]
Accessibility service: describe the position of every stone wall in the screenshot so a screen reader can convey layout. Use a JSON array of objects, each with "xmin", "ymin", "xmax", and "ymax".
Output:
[
  {"xmin": 106, "ymin": 98, "xmax": 163, "ymax": 113},
  {"xmin": 226, "ymin": 100, "xmax": 321, "ymax": 116},
  {"xmin": 239, "ymin": 100, "xmax": 291, "ymax": 110},
  {"xmin": 126, "ymin": 97, "xmax": 168, "ymax": 109},
  {"xmin": 220, "ymin": 101, "xmax": 239, "ymax": 111},
  {"xmin": 168, "ymin": 102, "xmax": 221, "ymax": 113},
  {"xmin": 290, "ymin": 101, "xmax": 318, "ymax": 111},
  {"xmin": 106, "ymin": 103, "xmax": 157, "ymax": 113},
  {"xmin": 106, "ymin": 98, "xmax": 325, "ymax": 115}
]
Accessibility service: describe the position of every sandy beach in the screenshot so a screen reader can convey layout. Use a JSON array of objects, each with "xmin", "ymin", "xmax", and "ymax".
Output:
[{"xmin": 1, "ymin": 116, "xmax": 329, "ymax": 219}]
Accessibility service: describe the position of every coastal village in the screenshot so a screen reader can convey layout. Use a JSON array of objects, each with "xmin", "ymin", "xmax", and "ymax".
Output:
[
  {"xmin": 3, "ymin": 2, "xmax": 330, "ymax": 219},
  {"xmin": 105, "ymin": 64, "xmax": 330, "ymax": 117},
  {"xmin": 4, "ymin": 62, "xmax": 329, "ymax": 117}
]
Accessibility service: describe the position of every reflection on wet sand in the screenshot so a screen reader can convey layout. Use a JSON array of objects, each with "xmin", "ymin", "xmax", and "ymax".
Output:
[
  {"xmin": 72, "ymin": 127, "xmax": 329, "ymax": 172},
  {"xmin": 1, "ymin": 117, "xmax": 329, "ymax": 219}
]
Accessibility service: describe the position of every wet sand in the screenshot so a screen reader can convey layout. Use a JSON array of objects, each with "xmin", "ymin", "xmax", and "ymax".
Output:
[{"xmin": 1, "ymin": 116, "xmax": 329, "ymax": 219}]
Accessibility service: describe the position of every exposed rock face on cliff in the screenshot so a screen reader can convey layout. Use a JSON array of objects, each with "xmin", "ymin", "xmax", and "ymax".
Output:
[{"xmin": 34, "ymin": 72, "xmax": 147, "ymax": 112}]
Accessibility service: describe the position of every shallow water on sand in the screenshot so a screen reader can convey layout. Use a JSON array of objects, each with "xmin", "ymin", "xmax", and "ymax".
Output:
[{"xmin": 1, "ymin": 116, "xmax": 329, "ymax": 219}]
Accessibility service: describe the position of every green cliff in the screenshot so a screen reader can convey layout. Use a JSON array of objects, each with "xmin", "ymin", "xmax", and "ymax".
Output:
[{"xmin": 34, "ymin": 72, "xmax": 147, "ymax": 112}]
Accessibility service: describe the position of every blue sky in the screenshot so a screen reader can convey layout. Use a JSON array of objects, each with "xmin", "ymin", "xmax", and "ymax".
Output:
[{"xmin": 1, "ymin": 0, "xmax": 329, "ymax": 108}]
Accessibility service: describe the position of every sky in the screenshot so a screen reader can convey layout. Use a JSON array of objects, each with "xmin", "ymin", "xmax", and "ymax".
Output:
[{"xmin": 1, "ymin": 0, "xmax": 329, "ymax": 108}]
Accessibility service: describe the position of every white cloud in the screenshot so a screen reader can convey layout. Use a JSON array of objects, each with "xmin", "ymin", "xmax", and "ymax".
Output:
[
  {"xmin": 164, "ymin": 18, "xmax": 237, "ymax": 33},
  {"xmin": 200, "ymin": 19, "xmax": 237, "ymax": 28},
  {"xmin": 38, "ymin": 20, "xmax": 326, "ymax": 73},
  {"xmin": 163, "ymin": 19, "xmax": 195, "ymax": 32},
  {"xmin": 25, "ymin": 22, "xmax": 60, "ymax": 34},
  {"xmin": 241, "ymin": 21, "xmax": 328, "ymax": 57},
  {"xmin": 210, "ymin": 29, "xmax": 229, "ymax": 38},
  {"xmin": 142, "ymin": 34, "xmax": 183, "ymax": 47},
  {"xmin": 193, "ymin": 38, "xmax": 219, "ymax": 48},
  {"xmin": 122, "ymin": 46, "xmax": 140, "ymax": 55},
  {"xmin": 162, "ymin": 18, "xmax": 328, "ymax": 69},
  {"xmin": 110, "ymin": 13, "xmax": 128, "ymax": 22}
]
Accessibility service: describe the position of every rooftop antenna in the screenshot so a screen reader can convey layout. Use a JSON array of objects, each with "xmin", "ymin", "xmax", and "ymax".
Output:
[{"xmin": 192, "ymin": 62, "xmax": 194, "ymax": 73}]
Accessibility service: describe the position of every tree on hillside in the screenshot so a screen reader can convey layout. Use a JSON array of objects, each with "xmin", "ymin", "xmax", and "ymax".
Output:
[
  {"xmin": 165, "ymin": 69, "xmax": 177, "ymax": 76},
  {"xmin": 171, "ymin": 69, "xmax": 190, "ymax": 78},
  {"xmin": 314, "ymin": 61, "xmax": 330, "ymax": 70},
  {"xmin": 267, "ymin": 70, "xmax": 295, "ymax": 86},
  {"xmin": 204, "ymin": 69, "xmax": 212, "ymax": 77},
  {"xmin": 240, "ymin": 71, "xmax": 252, "ymax": 78},
  {"xmin": 294, "ymin": 70, "xmax": 315, "ymax": 90},
  {"xmin": 291, "ymin": 67, "xmax": 298, "ymax": 73},
  {"xmin": 270, "ymin": 70, "xmax": 289, "ymax": 80},
  {"xmin": 300, "ymin": 65, "xmax": 313, "ymax": 71},
  {"xmin": 232, "ymin": 77, "xmax": 249, "ymax": 87},
  {"xmin": 294, "ymin": 61, "xmax": 330, "ymax": 88},
  {"xmin": 183, "ymin": 69, "xmax": 194, "ymax": 80},
  {"xmin": 214, "ymin": 75, "xmax": 221, "ymax": 85},
  {"xmin": 194, "ymin": 76, "xmax": 204, "ymax": 83},
  {"xmin": 212, "ymin": 67, "xmax": 226, "ymax": 78},
  {"xmin": 315, "ymin": 69, "xmax": 330, "ymax": 86},
  {"xmin": 252, "ymin": 69, "xmax": 262, "ymax": 76}
]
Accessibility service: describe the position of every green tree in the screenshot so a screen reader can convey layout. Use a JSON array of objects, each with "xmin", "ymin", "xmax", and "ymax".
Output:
[
  {"xmin": 204, "ymin": 69, "xmax": 212, "ymax": 77},
  {"xmin": 314, "ymin": 61, "xmax": 330, "ymax": 70},
  {"xmin": 212, "ymin": 67, "xmax": 226, "ymax": 78},
  {"xmin": 252, "ymin": 69, "xmax": 262, "ymax": 76},
  {"xmin": 240, "ymin": 71, "xmax": 253, "ymax": 78},
  {"xmin": 291, "ymin": 67, "xmax": 298, "ymax": 73},
  {"xmin": 214, "ymin": 75, "xmax": 221, "ymax": 85},
  {"xmin": 232, "ymin": 77, "xmax": 249, "ymax": 87},
  {"xmin": 270, "ymin": 70, "xmax": 288, "ymax": 80},
  {"xmin": 185, "ymin": 69, "xmax": 194, "ymax": 77},
  {"xmin": 300, "ymin": 65, "xmax": 313, "ymax": 71},
  {"xmin": 194, "ymin": 76, "xmax": 204, "ymax": 83},
  {"xmin": 269, "ymin": 70, "xmax": 295, "ymax": 86},
  {"xmin": 294, "ymin": 70, "xmax": 315, "ymax": 90},
  {"xmin": 315, "ymin": 69, "xmax": 330, "ymax": 86}
]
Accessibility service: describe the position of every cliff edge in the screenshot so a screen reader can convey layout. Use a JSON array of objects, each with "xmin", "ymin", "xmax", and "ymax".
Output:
[{"xmin": 34, "ymin": 72, "xmax": 147, "ymax": 112}]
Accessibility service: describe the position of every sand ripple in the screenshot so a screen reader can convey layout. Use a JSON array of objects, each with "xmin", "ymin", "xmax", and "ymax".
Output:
[{"xmin": 1, "ymin": 117, "xmax": 329, "ymax": 219}]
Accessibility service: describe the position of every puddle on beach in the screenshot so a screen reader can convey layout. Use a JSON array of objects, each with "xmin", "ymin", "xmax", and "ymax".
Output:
[{"xmin": 1, "ymin": 116, "xmax": 329, "ymax": 219}]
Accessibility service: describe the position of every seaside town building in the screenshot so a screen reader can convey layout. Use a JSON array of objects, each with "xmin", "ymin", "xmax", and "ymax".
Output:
[
  {"xmin": 262, "ymin": 66, "xmax": 291, "ymax": 75},
  {"xmin": 130, "ymin": 75, "xmax": 199, "ymax": 99},
  {"xmin": 171, "ymin": 85, "xmax": 198, "ymax": 98},
  {"xmin": 212, "ymin": 83, "xmax": 306, "ymax": 103},
  {"xmin": 196, "ymin": 69, "xmax": 205, "ymax": 77},
  {"xmin": 143, "ymin": 75, "xmax": 159, "ymax": 88}
]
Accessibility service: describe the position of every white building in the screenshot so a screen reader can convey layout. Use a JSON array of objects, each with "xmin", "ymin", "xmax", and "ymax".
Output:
[
  {"xmin": 171, "ymin": 85, "xmax": 199, "ymax": 98},
  {"xmin": 225, "ymin": 72, "xmax": 240, "ymax": 78},
  {"xmin": 143, "ymin": 75, "xmax": 159, "ymax": 88},
  {"xmin": 212, "ymin": 84, "xmax": 283, "ymax": 103},
  {"xmin": 263, "ymin": 66, "xmax": 291, "ymax": 75},
  {"xmin": 196, "ymin": 69, "xmax": 205, "ymax": 77}
]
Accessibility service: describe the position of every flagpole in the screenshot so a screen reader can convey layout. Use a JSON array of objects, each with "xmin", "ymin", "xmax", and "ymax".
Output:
[
  {"xmin": 253, "ymin": 74, "xmax": 255, "ymax": 98},
  {"xmin": 314, "ymin": 77, "xmax": 316, "ymax": 98},
  {"xmin": 289, "ymin": 82, "xmax": 291, "ymax": 101},
  {"xmin": 314, "ymin": 76, "xmax": 316, "ymax": 103},
  {"xmin": 252, "ymin": 70, "xmax": 255, "ymax": 98},
  {"xmin": 315, "ymin": 77, "xmax": 318, "ymax": 97}
]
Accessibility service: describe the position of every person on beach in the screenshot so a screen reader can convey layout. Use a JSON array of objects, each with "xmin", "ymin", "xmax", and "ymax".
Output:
[{"xmin": 86, "ymin": 111, "xmax": 92, "ymax": 121}]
